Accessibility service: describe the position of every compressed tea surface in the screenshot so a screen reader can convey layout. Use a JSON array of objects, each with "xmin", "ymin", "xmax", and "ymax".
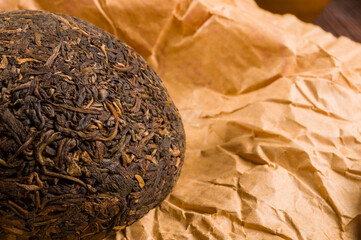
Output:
[{"xmin": 0, "ymin": 10, "xmax": 185, "ymax": 239}]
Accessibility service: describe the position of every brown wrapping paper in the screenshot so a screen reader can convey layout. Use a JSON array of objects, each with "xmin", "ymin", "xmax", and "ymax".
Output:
[{"xmin": 0, "ymin": 0, "xmax": 360, "ymax": 239}]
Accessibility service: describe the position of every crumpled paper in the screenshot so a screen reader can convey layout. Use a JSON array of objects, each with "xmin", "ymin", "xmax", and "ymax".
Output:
[{"xmin": 1, "ymin": 0, "xmax": 361, "ymax": 239}]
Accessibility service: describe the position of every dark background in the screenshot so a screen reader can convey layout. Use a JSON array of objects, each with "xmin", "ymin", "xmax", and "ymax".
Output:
[
  {"xmin": 315, "ymin": 0, "xmax": 361, "ymax": 43},
  {"xmin": 256, "ymin": 0, "xmax": 361, "ymax": 43}
]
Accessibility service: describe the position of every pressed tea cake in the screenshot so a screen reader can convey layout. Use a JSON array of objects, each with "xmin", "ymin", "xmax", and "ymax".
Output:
[{"xmin": 0, "ymin": 10, "xmax": 185, "ymax": 239}]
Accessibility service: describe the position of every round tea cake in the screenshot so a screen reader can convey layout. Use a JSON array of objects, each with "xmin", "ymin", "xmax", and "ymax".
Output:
[{"xmin": 0, "ymin": 10, "xmax": 185, "ymax": 239}]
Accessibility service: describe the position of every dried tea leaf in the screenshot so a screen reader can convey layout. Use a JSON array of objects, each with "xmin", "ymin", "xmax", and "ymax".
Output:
[
  {"xmin": 16, "ymin": 58, "xmax": 41, "ymax": 64},
  {"xmin": 146, "ymin": 155, "xmax": 158, "ymax": 165},
  {"xmin": 122, "ymin": 152, "xmax": 132, "ymax": 167},
  {"xmin": 135, "ymin": 175, "xmax": 145, "ymax": 188},
  {"xmin": 0, "ymin": 55, "xmax": 8, "ymax": 69},
  {"xmin": 80, "ymin": 151, "xmax": 95, "ymax": 165},
  {"xmin": 67, "ymin": 161, "xmax": 82, "ymax": 177}
]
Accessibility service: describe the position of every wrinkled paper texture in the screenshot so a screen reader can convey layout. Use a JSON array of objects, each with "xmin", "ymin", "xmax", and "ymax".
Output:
[{"xmin": 1, "ymin": 0, "xmax": 361, "ymax": 239}]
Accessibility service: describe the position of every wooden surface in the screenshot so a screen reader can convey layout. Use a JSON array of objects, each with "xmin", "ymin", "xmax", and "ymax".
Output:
[
  {"xmin": 254, "ymin": 0, "xmax": 330, "ymax": 23},
  {"xmin": 315, "ymin": 0, "xmax": 361, "ymax": 43}
]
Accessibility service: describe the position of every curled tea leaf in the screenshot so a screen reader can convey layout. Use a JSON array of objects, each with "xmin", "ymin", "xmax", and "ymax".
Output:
[
  {"xmin": 16, "ymin": 58, "xmax": 41, "ymax": 64},
  {"xmin": 0, "ymin": 55, "xmax": 8, "ymax": 69},
  {"xmin": 135, "ymin": 175, "xmax": 145, "ymax": 188}
]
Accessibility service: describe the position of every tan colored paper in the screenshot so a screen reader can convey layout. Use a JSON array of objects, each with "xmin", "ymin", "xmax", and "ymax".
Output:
[{"xmin": 1, "ymin": 0, "xmax": 361, "ymax": 239}]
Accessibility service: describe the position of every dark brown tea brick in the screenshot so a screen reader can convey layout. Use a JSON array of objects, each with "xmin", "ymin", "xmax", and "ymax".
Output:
[{"xmin": 0, "ymin": 10, "xmax": 185, "ymax": 240}]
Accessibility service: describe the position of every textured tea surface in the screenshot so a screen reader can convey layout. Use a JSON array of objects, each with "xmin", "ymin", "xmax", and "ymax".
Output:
[{"xmin": 0, "ymin": 10, "xmax": 185, "ymax": 239}]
